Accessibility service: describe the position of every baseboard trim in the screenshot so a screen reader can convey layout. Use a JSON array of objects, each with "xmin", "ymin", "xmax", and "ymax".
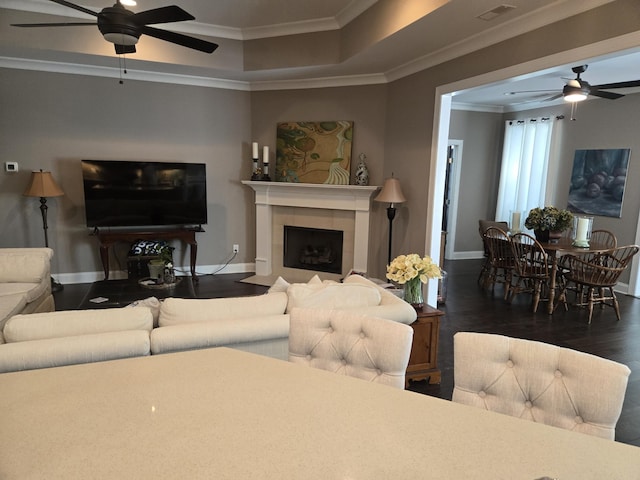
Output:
[
  {"xmin": 447, "ymin": 251, "xmax": 484, "ymax": 261},
  {"xmin": 54, "ymin": 263, "xmax": 256, "ymax": 285}
]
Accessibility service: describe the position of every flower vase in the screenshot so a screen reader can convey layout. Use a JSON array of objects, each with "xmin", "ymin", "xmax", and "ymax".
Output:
[
  {"xmin": 403, "ymin": 278, "xmax": 424, "ymax": 309},
  {"xmin": 533, "ymin": 229, "xmax": 549, "ymax": 243}
]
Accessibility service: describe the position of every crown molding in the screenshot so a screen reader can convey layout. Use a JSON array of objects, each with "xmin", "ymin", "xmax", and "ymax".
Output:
[
  {"xmin": 451, "ymin": 102, "xmax": 504, "ymax": 114},
  {"xmin": 0, "ymin": 56, "xmax": 251, "ymax": 90},
  {"xmin": 250, "ymin": 73, "xmax": 388, "ymax": 91}
]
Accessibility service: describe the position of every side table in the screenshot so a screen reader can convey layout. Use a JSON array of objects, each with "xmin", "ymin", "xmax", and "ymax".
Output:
[{"xmin": 405, "ymin": 304, "xmax": 443, "ymax": 387}]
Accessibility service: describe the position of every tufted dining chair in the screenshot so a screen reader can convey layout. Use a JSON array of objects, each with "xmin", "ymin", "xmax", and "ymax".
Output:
[
  {"xmin": 288, "ymin": 308, "xmax": 413, "ymax": 389},
  {"xmin": 452, "ymin": 332, "xmax": 631, "ymax": 440}
]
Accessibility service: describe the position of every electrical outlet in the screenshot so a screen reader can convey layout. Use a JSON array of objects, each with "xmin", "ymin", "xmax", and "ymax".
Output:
[{"xmin": 233, "ymin": 244, "xmax": 239, "ymax": 253}]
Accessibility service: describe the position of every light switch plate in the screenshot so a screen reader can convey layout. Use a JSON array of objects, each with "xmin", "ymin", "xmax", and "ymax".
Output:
[{"xmin": 5, "ymin": 162, "xmax": 18, "ymax": 172}]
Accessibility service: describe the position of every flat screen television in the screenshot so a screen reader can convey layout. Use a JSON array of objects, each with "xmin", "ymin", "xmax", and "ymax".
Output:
[{"xmin": 81, "ymin": 160, "xmax": 208, "ymax": 228}]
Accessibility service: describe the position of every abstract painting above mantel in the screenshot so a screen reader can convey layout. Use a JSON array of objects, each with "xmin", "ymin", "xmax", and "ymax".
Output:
[
  {"xmin": 275, "ymin": 121, "xmax": 353, "ymax": 184},
  {"xmin": 567, "ymin": 148, "xmax": 630, "ymax": 218}
]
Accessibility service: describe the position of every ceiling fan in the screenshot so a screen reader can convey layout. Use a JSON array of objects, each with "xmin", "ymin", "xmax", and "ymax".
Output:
[
  {"xmin": 11, "ymin": 0, "xmax": 218, "ymax": 55},
  {"xmin": 507, "ymin": 65, "xmax": 640, "ymax": 103}
]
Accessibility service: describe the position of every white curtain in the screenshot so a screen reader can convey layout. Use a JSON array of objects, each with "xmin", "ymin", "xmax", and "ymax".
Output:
[{"xmin": 495, "ymin": 117, "xmax": 555, "ymax": 225}]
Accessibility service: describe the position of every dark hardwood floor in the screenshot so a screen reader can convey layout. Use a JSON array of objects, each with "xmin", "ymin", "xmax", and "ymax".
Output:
[{"xmin": 53, "ymin": 260, "xmax": 640, "ymax": 446}]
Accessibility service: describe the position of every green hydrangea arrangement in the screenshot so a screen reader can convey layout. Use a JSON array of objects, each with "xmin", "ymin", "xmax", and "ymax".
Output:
[{"xmin": 524, "ymin": 206, "xmax": 573, "ymax": 232}]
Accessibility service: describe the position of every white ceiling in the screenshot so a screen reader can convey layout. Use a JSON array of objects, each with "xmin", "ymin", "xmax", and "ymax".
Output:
[{"xmin": 2, "ymin": 0, "xmax": 640, "ymax": 108}]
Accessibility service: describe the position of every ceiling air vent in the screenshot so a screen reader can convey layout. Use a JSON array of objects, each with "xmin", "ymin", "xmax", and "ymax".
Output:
[{"xmin": 476, "ymin": 4, "xmax": 516, "ymax": 21}]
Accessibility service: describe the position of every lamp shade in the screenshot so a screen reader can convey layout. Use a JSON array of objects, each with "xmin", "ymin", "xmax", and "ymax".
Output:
[
  {"xmin": 375, "ymin": 177, "xmax": 406, "ymax": 204},
  {"xmin": 23, "ymin": 170, "xmax": 64, "ymax": 198}
]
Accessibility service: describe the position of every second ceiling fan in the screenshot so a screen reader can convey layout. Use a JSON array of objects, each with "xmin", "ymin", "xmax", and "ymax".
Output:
[
  {"xmin": 509, "ymin": 65, "xmax": 640, "ymax": 103},
  {"xmin": 11, "ymin": 0, "xmax": 218, "ymax": 55}
]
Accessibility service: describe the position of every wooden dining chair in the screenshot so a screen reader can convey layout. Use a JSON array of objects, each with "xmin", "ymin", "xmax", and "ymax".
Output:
[
  {"xmin": 508, "ymin": 232, "xmax": 563, "ymax": 312},
  {"xmin": 482, "ymin": 226, "xmax": 514, "ymax": 299},
  {"xmin": 558, "ymin": 229, "xmax": 618, "ymax": 304},
  {"xmin": 555, "ymin": 245, "xmax": 639, "ymax": 323},
  {"xmin": 478, "ymin": 220, "xmax": 509, "ymax": 285},
  {"xmin": 590, "ymin": 229, "xmax": 617, "ymax": 248}
]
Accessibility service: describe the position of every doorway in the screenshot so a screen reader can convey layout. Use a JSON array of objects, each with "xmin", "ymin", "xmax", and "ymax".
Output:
[{"xmin": 443, "ymin": 140, "xmax": 463, "ymax": 261}]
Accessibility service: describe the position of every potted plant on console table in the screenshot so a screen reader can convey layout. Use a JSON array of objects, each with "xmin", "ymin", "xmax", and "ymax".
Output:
[{"xmin": 524, "ymin": 206, "xmax": 573, "ymax": 243}]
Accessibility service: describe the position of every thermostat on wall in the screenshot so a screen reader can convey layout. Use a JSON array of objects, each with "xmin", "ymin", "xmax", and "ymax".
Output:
[{"xmin": 5, "ymin": 162, "xmax": 18, "ymax": 172}]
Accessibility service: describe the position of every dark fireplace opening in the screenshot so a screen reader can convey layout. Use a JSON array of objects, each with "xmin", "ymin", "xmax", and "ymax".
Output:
[{"xmin": 283, "ymin": 225, "xmax": 343, "ymax": 274}]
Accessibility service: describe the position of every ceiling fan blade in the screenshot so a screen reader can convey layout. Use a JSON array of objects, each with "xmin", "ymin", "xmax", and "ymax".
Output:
[
  {"xmin": 115, "ymin": 44, "xmax": 136, "ymax": 55},
  {"xmin": 141, "ymin": 26, "xmax": 218, "ymax": 53},
  {"xmin": 11, "ymin": 22, "xmax": 96, "ymax": 27},
  {"xmin": 590, "ymin": 90, "xmax": 624, "ymax": 100},
  {"xmin": 48, "ymin": 0, "xmax": 98, "ymax": 17},
  {"xmin": 133, "ymin": 6, "xmax": 194, "ymax": 25},
  {"xmin": 545, "ymin": 93, "xmax": 563, "ymax": 101},
  {"xmin": 591, "ymin": 80, "xmax": 640, "ymax": 90}
]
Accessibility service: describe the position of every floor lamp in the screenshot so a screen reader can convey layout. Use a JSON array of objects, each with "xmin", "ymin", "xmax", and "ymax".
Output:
[
  {"xmin": 23, "ymin": 169, "xmax": 65, "ymax": 292},
  {"xmin": 374, "ymin": 175, "xmax": 406, "ymax": 265}
]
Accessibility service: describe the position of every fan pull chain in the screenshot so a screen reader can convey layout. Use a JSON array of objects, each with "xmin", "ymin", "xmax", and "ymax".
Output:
[
  {"xmin": 570, "ymin": 101, "xmax": 578, "ymax": 121},
  {"xmin": 118, "ymin": 54, "xmax": 128, "ymax": 85}
]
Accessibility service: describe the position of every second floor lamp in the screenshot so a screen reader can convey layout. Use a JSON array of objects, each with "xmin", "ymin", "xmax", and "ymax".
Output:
[{"xmin": 375, "ymin": 175, "xmax": 406, "ymax": 265}]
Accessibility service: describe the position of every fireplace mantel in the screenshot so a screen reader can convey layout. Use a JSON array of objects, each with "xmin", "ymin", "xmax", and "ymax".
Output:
[{"xmin": 242, "ymin": 181, "xmax": 379, "ymax": 277}]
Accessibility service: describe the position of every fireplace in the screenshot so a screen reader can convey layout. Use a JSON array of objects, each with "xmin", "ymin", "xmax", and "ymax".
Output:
[
  {"xmin": 242, "ymin": 181, "xmax": 379, "ymax": 282},
  {"xmin": 283, "ymin": 226, "xmax": 343, "ymax": 274}
]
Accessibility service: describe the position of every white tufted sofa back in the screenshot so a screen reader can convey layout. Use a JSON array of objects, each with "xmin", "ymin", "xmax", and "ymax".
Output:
[
  {"xmin": 288, "ymin": 308, "xmax": 413, "ymax": 389},
  {"xmin": 452, "ymin": 332, "xmax": 631, "ymax": 439}
]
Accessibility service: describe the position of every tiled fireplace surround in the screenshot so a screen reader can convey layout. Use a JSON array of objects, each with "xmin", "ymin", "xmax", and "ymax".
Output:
[{"xmin": 242, "ymin": 182, "xmax": 379, "ymax": 283}]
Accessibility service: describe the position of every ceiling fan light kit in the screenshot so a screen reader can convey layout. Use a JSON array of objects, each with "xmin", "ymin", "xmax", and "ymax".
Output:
[{"xmin": 11, "ymin": 0, "xmax": 218, "ymax": 55}]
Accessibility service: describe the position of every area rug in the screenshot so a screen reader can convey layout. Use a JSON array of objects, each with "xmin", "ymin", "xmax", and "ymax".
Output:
[{"xmin": 238, "ymin": 275, "xmax": 279, "ymax": 287}]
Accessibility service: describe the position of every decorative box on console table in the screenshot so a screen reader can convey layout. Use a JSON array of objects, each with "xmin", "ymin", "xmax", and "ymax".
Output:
[{"xmin": 405, "ymin": 304, "xmax": 442, "ymax": 387}]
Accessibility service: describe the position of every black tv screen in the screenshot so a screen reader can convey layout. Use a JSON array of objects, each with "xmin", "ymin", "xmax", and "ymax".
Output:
[{"xmin": 81, "ymin": 160, "xmax": 208, "ymax": 228}]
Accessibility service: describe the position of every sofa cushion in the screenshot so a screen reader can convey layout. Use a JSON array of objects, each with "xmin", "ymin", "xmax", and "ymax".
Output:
[
  {"xmin": 0, "ymin": 281, "xmax": 49, "ymax": 304},
  {"xmin": 159, "ymin": 292, "xmax": 288, "ymax": 327},
  {"xmin": 267, "ymin": 274, "xmax": 322, "ymax": 293},
  {"xmin": 151, "ymin": 314, "xmax": 290, "ymax": 354},
  {"xmin": 0, "ymin": 249, "xmax": 52, "ymax": 284},
  {"xmin": 0, "ymin": 293, "xmax": 28, "ymax": 332},
  {"xmin": 3, "ymin": 307, "xmax": 153, "ymax": 343},
  {"xmin": 0, "ymin": 330, "xmax": 151, "ymax": 373},
  {"xmin": 285, "ymin": 283, "xmax": 381, "ymax": 313},
  {"xmin": 343, "ymin": 274, "xmax": 417, "ymax": 325}
]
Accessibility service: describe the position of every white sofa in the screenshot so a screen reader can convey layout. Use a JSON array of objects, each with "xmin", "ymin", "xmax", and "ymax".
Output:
[
  {"xmin": 0, "ymin": 248, "xmax": 55, "ymax": 341},
  {"xmin": 0, "ymin": 274, "xmax": 416, "ymax": 372},
  {"xmin": 150, "ymin": 274, "xmax": 417, "ymax": 359},
  {"xmin": 0, "ymin": 307, "xmax": 153, "ymax": 373}
]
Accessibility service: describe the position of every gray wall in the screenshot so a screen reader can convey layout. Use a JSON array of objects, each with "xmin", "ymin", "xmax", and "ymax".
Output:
[
  {"xmin": 0, "ymin": 69, "xmax": 252, "ymax": 280},
  {"xmin": 448, "ymin": 109, "xmax": 504, "ymax": 254}
]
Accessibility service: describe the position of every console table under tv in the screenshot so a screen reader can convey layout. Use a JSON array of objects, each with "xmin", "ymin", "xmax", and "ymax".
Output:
[{"xmin": 92, "ymin": 227, "xmax": 203, "ymax": 280}]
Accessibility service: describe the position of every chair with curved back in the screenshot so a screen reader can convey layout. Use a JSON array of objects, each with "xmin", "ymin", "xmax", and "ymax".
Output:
[
  {"xmin": 288, "ymin": 307, "xmax": 413, "ymax": 389},
  {"xmin": 590, "ymin": 229, "xmax": 617, "ymax": 249},
  {"xmin": 478, "ymin": 220, "xmax": 509, "ymax": 285},
  {"xmin": 508, "ymin": 232, "xmax": 564, "ymax": 312},
  {"xmin": 452, "ymin": 332, "xmax": 631, "ymax": 440},
  {"xmin": 555, "ymin": 245, "xmax": 639, "ymax": 323},
  {"xmin": 482, "ymin": 226, "xmax": 514, "ymax": 299}
]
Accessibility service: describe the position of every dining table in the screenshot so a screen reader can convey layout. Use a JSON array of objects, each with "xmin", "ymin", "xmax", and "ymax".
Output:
[
  {"xmin": 537, "ymin": 238, "xmax": 612, "ymax": 314},
  {"xmin": 0, "ymin": 347, "xmax": 638, "ymax": 479}
]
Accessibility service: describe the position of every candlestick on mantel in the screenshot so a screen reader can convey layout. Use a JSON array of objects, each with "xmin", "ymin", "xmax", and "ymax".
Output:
[
  {"xmin": 262, "ymin": 145, "xmax": 271, "ymax": 181},
  {"xmin": 251, "ymin": 142, "xmax": 261, "ymax": 180}
]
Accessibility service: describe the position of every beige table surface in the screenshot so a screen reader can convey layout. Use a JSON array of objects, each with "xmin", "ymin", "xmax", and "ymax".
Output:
[{"xmin": 1, "ymin": 347, "xmax": 639, "ymax": 479}]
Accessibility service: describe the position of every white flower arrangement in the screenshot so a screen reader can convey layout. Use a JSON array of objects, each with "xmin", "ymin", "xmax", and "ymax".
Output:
[{"xmin": 386, "ymin": 253, "xmax": 441, "ymax": 284}]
